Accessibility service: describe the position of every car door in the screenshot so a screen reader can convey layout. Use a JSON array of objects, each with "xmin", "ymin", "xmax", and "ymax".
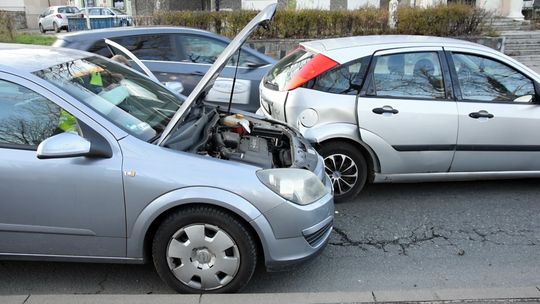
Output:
[
  {"xmin": 0, "ymin": 73, "xmax": 126, "ymax": 257},
  {"xmin": 445, "ymin": 49, "xmax": 540, "ymax": 172},
  {"xmin": 357, "ymin": 47, "xmax": 458, "ymax": 174}
]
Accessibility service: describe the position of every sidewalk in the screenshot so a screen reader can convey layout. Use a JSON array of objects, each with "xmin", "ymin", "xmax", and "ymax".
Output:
[{"xmin": 2, "ymin": 286, "xmax": 539, "ymax": 304}]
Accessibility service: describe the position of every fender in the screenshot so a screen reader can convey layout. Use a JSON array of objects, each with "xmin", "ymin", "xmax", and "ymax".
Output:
[
  {"xmin": 300, "ymin": 122, "xmax": 361, "ymax": 144},
  {"xmin": 300, "ymin": 122, "xmax": 380, "ymax": 173},
  {"xmin": 126, "ymin": 186, "xmax": 263, "ymax": 258}
]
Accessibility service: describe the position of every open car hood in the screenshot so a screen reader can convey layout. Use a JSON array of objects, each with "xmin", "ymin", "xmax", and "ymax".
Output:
[{"xmin": 156, "ymin": 3, "xmax": 277, "ymax": 146}]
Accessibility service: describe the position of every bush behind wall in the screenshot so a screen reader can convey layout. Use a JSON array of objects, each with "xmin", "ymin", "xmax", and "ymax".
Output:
[{"xmin": 144, "ymin": 4, "xmax": 490, "ymax": 39}]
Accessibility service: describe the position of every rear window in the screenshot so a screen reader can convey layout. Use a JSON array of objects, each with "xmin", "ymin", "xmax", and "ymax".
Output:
[
  {"xmin": 263, "ymin": 48, "xmax": 313, "ymax": 91},
  {"xmin": 58, "ymin": 7, "xmax": 80, "ymax": 14}
]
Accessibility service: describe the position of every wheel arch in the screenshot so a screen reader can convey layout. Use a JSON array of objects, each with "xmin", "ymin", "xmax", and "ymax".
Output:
[
  {"xmin": 316, "ymin": 137, "xmax": 380, "ymax": 182},
  {"xmin": 126, "ymin": 187, "xmax": 266, "ymax": 264}
]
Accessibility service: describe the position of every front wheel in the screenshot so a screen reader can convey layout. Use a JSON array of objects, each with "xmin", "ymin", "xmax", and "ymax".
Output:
[
  {"xmin": 39, "ymin": 24, "xmax": 45, "ymax": 33},
  {"xmin": 152, "ymin": 206, "xmax": 257, "ymax": 293},
  {"xmin": 319, "ymin": 141, "xmax": 368, "ymax": 202}
]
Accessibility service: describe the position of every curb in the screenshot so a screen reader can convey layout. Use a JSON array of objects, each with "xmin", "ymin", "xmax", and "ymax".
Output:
[{"xmin": 1, "ymin": 286, "xmax": 539, "ymax": 304}]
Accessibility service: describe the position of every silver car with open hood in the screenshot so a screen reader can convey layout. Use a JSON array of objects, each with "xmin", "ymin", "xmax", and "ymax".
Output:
[{"xmin": 0, "ymin": 4, "xmax": 333, "ymax": 293}]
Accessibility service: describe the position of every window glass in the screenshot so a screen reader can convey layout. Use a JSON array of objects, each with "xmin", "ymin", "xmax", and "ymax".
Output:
[
  {"xmin": 372, "ymin": 52, "xmax": 445, "ymax": 99},
  {"xmin": 263, "ymin": 48, "xmax": 313, "ymax": 91},
  {"xmin": 452, "ymin": 53, "xmax": 535, "ymax": 102},
  {"xmin": 35, "ymin": 56, "xmax": 186, "ymax": 142},
  {"xmin": 0, "ymin": 80, "xmax": 81, "ymax": 148},
  {"xmin": 179, "ymin": 35, "xmax": 263, "ymax": 66},
  {"xmin": 88, "ymin": 8, "xmax": 102, "ymax": 15},
  {"xmin": 308, "ymin": 58, "xmax": 367, "ymax": 95},
  {"xmin": 58, "ymin": 7, "xmax": 79, "ymax": 14},
  {"xmin": 112, "ymin": 34, "xmax": 175, "ymax": 61}
]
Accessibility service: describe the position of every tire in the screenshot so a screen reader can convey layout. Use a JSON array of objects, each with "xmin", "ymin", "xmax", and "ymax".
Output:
[
  {"xmin": 39, "ymin": 24, "xmax": 45, "ymax": 34},
  {"xmin": 152, "ymin": 206, "xmax": 257, "ymax": 293},
  {"xmin": 319, "ymin": 141, "xmax": 368, "ymax": 202},
  {"xmin": 53, "ymin": 22, "xmax": 60, "ymax": 33}
]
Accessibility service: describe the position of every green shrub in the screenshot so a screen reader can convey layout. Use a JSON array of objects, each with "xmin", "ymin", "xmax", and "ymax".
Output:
[
  {"xmin": 396, "ymin": 4, "xmax": 490, "ymax": 36},
  {"xmin": 150, "ymin": 4, "xmax": 489, "ymax": 39}
]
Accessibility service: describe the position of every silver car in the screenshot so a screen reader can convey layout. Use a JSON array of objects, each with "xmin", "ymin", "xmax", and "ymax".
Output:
[
  {"xmin": 38, "ymin": 6, "xmax": 81, "ymax": 33},
  {"xmin": 0, "ymin": 5, "xmax": 333, "ymax": 293},
  {"xmin": 259, "ymin": 36, "xmax": 540, "ymax": 201}
]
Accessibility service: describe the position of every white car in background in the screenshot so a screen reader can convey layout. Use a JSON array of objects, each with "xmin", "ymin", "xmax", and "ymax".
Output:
[{"xmin": 38, "ymin": 6, "xmax": 81, "ymax": 33}]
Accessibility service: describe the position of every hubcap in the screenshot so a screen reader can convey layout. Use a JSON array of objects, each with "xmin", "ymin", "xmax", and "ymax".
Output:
[
  {"xmin": 166, "ymin": 224, "xmax": 240, "ymax": 291},
  {"xmin": 324, "ymin": 153, "xmax": 358, "ymax": 196}
]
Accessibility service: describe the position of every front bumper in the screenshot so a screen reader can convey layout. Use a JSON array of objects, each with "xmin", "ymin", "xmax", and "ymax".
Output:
[{"xmin": 251, "ymin": 171, "xmax": 334, "ymax": 272}]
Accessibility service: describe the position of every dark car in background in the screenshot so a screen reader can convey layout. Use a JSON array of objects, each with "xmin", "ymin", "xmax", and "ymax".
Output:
[{"xmin": 54, "ymin": 27, "xmax": 276, "ymax": 112}]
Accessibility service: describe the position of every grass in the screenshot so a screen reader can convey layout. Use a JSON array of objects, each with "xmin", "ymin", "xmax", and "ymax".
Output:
[{"xmin": 0, "ymin": 33, "xmax": 56, "ymax": 46}]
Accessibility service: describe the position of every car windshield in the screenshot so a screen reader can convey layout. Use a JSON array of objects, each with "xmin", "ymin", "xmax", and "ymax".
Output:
[{"xmin": 34, "ymin": 56, "xmax": 185, "ymax": 142}]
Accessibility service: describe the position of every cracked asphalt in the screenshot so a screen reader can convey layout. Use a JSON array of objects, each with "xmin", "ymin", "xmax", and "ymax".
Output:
[{"xmin": 0, "ymin": 179, "xmax": 539, "ymax": 295}]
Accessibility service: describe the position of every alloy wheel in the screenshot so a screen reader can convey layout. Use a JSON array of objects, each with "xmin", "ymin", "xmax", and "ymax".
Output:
[
  {"xmin": 324, "ymin": 153, "xmax": 358, "ymax": 196},
  {"xmin": 166, "ymin": 223, "xmax": 240, "ymax": 291}
]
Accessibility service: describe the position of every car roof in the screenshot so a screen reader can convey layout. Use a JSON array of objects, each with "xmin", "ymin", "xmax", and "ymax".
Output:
[
  {"xmin": 0, "ymin": 44, "xmax": 90, "ymax": 73},
  {"xmin": 57, "ymin": 26, "xmax": 215, "ymax": 42},
  {"xmin": 301, "ymin": 35, "xmax": 492, "ymax": 63}
]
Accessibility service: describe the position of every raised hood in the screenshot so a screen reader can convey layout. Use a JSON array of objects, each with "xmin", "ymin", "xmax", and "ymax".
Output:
[{"xmin": 157, "ymin": 4, "xmax": 277, "ymax": 146}]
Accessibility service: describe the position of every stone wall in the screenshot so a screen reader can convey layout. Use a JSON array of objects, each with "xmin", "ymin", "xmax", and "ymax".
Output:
[{"xmin": 1, "ymin": 10, "xmax": 26, "ymax": 29}]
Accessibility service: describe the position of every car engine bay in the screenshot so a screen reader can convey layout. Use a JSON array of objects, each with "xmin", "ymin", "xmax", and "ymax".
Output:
[{"xmin": 163, "ymin": 104, "xmax": 308, "ymax": 169}]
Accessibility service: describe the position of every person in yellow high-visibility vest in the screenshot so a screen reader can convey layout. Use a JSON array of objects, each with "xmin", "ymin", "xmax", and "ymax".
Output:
[{"xmin": 57, "ymin": 109, "xmax": 80, "ymax": 134}]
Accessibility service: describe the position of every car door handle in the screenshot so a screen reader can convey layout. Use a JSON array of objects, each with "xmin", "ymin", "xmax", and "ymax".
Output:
[
  {"xmin": 372, "ymin": 106, "xmax": 399, "ymax": 115},
  {"xmin": 469, "ymin": 111, "xmax": 494, "ymax": 119},
  {"xmin": 190, "ymin": 71, "xmax": 205, "ymax": 76}
]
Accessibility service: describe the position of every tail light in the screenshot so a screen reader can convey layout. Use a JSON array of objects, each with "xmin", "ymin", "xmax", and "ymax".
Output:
[
  {"xmin": 56, "ymin": 14, "xmax": 63, "ymax": 18},
  {"xmin": 284, "ymin": 53, "xmax": 338, "ymax": 91}
]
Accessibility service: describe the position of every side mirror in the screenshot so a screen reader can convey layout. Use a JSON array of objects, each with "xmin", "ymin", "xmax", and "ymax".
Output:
[
  {"xmin": 245, "ymin": 61, "xmax": 265, "ymax": 69},
  {"xmin": 163, "ymin": 81, "xmax": 184, "ymax": 95},
  {"xmin": 37, "ymin": 133, "xmax": 91, "ymax": 159}
]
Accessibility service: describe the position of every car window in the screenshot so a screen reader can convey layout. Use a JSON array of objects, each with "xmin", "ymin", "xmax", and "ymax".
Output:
[
  {"xmin": 452, "ymin": 53, "xmax": 536, "ymax": 102},
  {"xmin": 88, "ymin": 8, "xmax": 102, "ymax": 15},
  {"xmin": 371, "ymin": 52, "xmax": 445, "ymax": 100},
  {"xmin": 35, "ymin": 56, "xmax": 186, "ymax": 142},
  {"xmin": 0, "ymin": 80, "xmax": 81, "ymax": 148},
  {"xmin": 307, "ymin": 58, "xmax": 368, "ymax": 95},
  {"xmin": 178, "ymin": 35, "xmax": 264, "ymax": 66},
  {"xmin": 58, "ymin": 7, "xmax": 79, "ymax": 14},
  {"xmin": 111, "ymin": 34, "xmax": 176, "ymax": 61}
]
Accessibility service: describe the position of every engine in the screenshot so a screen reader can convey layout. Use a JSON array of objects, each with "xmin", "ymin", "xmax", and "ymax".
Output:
[{"xmin": 207, "ymin": 114, "xmax": 293, "ymax": 169}]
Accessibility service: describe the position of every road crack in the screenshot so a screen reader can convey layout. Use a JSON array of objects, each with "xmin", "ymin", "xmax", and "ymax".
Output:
[
  {"xmin": 330, "ymin": 224, "xmax": 536, "ymax": 255},
  {"xmin": 95, "ymin": 271, "xmax": 110, "ymax": 294}
]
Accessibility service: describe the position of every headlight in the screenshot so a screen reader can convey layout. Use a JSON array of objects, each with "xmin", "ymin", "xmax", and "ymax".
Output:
[{"xmin": 256, "ymin": 168, "xmax": 327, "ymax": 205}]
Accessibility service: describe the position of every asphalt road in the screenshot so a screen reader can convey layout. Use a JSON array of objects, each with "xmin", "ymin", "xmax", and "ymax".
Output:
[{"xmin": 1, "ymin": 179, "xmax": 539, "ymax": 295}]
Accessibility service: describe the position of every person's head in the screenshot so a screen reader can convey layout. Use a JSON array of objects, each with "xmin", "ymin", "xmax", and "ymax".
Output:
[{"xmin": 111, "ymin": 54, "xmax": 130, "ymax": 66}]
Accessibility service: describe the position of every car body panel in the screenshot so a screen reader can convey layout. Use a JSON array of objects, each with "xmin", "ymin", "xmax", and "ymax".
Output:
[{"xmin": 0, "ymin": 71, "xmax": 126, "ymax": 257}]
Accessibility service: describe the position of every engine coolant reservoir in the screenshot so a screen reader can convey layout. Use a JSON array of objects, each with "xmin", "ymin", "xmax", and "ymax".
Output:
[{"xmin": 223, "ymin": 114, "xmax": 251, "ymax": 133}]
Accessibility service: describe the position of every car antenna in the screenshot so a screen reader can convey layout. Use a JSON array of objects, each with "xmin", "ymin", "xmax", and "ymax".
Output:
[{"xmin": 227, "ymin": 49, "xmax": 242, "ymax": 115}]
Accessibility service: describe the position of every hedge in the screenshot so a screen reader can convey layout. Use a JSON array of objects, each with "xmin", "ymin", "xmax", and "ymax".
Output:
[{"xmin": 141, "ymin": 4, "xmax": 491, "ymax": 40}]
